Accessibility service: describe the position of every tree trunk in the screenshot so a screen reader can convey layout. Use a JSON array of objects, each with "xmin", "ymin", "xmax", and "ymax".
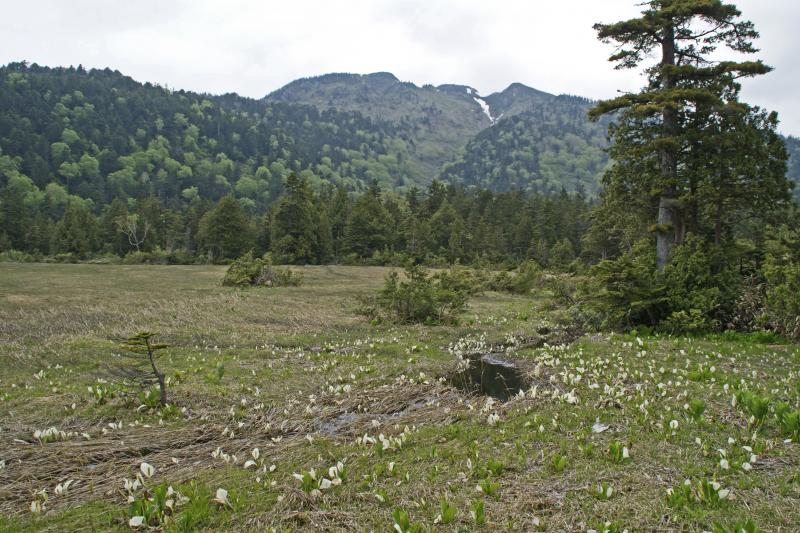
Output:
[
  {"xmin": 714, "ymin": 195, "xmax": 724, "ymax": 246},
  {"xmin": 656, "ymin": 195, "xmax": 676, "ymax": 269},
  {"xmin": 145, "ymin": 339, "xmax": 168, "ymax": 406},
  {"xmin": 656, "ymin": 23, "xmax": 681, "ymax": 269}
]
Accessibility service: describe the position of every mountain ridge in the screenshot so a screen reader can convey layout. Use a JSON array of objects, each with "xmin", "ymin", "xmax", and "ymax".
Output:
[
  {"xmin": 1, "ymin": 62, "xmax": 798, "ymax": 206},
  {"xmin": 264, "ymin": 71, "xmax": 598, "ymax": 186}
]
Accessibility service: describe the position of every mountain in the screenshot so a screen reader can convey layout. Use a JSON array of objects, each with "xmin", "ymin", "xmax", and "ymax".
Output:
[
  {"xmin": 483, "ymin": 82, "xmax": 557, "ymax": 120},
  {"xmin": 1, "ymin": 62, "xmax": 797, "ymax": 210},
  {"xmin": 265, "ymin": 72, "xmax": 614, "ymax": 192},
  {"xmin": 439, "ymin": 95, "xmax": 611, "ymax": 195},
  {"xmin": 0, "ymin": 62, "xmax": 417, "ymax": 209},
  {"xmin": 266, "ymin": 72, "xmax": 492, "ymax": 180}
]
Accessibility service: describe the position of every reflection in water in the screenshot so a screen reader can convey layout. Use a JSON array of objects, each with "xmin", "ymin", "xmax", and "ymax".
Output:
[{"xmin": 450, "ymin": 353, "xmax": 527, "ymax": 401}]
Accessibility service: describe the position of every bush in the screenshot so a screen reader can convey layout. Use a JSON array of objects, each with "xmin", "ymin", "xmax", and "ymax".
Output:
[
  {"xmin": 222, "ymin": 251, "xmax": 303, "ymax": 287},
  {"xmin": 363, "ymin": 264, "xmax": 469, "ymax": 324},
  {"xmin": 586, "ymin": 240, "xmax": 666, "ymax": 328},
  {"xmin": 727, "ymin": 275, "xmax": 766, "ymax": 332},
  {"xmin": 659, "ymin": 236, "xmax": 740, "ymax": 331},
  {"xmin": 586, "ymin": 236, "xmax": 740, "ymax": 333},
  {"xmin": 486, "ymin": 261, "xmax": 542, "ymax": 294},
  {"xmin": 433, "ymin": 264, "xmax": 488, "ymax": 297},
  {"xmin": 121, "ymin": 249, "xmax": 201, "ymax": 265},
  {"xmin": 763, "ymin": 252, "xmax": 800, "ymax": 341},
  {"xmin": 0, "ymin": 249, "xmax": 39, "ymax": 262}
]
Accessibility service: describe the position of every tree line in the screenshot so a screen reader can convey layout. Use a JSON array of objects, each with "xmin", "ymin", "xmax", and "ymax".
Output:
[{"xmin": 0, "ymin": 163, "xmax": 590, "ymax": 268}]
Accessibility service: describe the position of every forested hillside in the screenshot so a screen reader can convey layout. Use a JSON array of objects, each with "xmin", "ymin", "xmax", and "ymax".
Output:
[
  {"xmin": 266, "ymin": 72, "xmax": 492, "ymax": 179},
  {"xmin": 439, "ymin": 96, "xmax": 611, "ymax": 194},
  {"xmin": 786, "ymin": 135, "xmax": 800, "ymax": 198},
  {"xmin": 0, "ymin": 62, "xmax": 421, "ymax": 205},
  {"xmin": 265, "ymin": 72, "xmax": 616, "ymax": 193},
  {"xmin": 1, "ymin": 61, "xmax": 798, "ymax": 263}
]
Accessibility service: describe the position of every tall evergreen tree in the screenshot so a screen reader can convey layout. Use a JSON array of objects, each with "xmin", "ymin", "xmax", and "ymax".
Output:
[
  {"xmin": 590, "ymin": 0, "xmax": 771, "ymax": 267},
  {"xmin": 344, "ymin": 181, "xmax": 392, "ymax": 257},
  {"xmin": 197, "ymin": 194, "xmax": 251, "ymax": 261},
  {"xmin": 270, "ymin": 173, "xmax": 316, "ymax": 264},
  {"xmin": 51, "ymin": 200, "xmax": 98, "ymax": 257}
]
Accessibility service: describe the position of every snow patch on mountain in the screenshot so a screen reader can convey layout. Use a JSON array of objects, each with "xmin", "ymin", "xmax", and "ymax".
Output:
[{"xmin": 466, "ymin": 87, "xmax": 495, "ymax": 123}]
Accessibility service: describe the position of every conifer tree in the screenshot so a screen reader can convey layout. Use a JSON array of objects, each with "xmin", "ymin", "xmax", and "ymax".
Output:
[
  {"xmin": 197, "ymin": 194, "xmax": 251, "ymax": 261},
  {"xmin": 344, "ymin": 181, "xmax": 392, "ymax": 258},
  {"xmin": 270, "ymin": 173, "xmax": 316, "ymax": 264},
  {"xmin": 51, "ymin": 200, "xmax": 98, "ymax": 257},
  {"xmin": 590, "ymin": 0, "xmax": 771, "ymax": 267}
]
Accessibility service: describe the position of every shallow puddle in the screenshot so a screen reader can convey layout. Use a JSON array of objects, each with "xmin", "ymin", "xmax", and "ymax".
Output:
[{"xmin": 449, "ymin": 353, "xmax": 528, "ymax": 401}]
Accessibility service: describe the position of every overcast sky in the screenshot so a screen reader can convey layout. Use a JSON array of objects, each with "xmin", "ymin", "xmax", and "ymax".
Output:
[{"xmin": 1, "ymin": 0, "xmax": 798, "ymax": 135}]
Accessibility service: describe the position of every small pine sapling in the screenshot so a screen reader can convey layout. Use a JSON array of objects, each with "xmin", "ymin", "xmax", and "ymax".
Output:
[{"xmin": 118, "ymin": 332, "xmax": 170, "ymax": 406}]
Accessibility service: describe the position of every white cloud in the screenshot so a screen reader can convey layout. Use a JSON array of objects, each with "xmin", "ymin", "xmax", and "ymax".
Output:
[{"xmin": 0, "ymin": 0, "xmax": 798, "ymax": 134}]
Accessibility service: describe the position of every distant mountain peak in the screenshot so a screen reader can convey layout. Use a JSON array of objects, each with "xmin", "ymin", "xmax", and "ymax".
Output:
[{"xmin": 366, "ymin": 71, "xmax": 399, "ymax": 82}]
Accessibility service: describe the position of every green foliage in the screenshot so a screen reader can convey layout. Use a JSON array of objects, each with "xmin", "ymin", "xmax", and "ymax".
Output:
[
  {"xmin": 712, "ymin": 519, "xmax": 759, "ymax": 533},
  {"xmin": 127, "ymin": 482, "xmax": 172, "ymax": 528},
  {"xmin": 138, "ymin": 388, "xmax": 162, "ymax": 410},
  {"xmin": 777, "ymin": 407, "xmax": 800, "ymax": 443},
  {"xmin": 736, "ymin": 390, "xmax": 771, "ymax": 427},
  {"xmin": 488, "ymin": 261, "xmax": 542, "ymax": 294},
  {"xmin": 344, "ymin": 182, "xmax": 393, "ymax": 258},
  {"xmin": 437, "ymin": 498, "xmax": 457, "ymax": 524},
  {"xmin": 0, "ymin": 63, "xmax": 598, "ymax": 266},
  {"xmin": 198, "ymin": 195, "xmax": 252, "ymax": 262},
  {"xmin": 439, "ymin": 97, "xmax": 610, "ymax": 194},
  {"xmin": 687, "ymin": 399, "xmax": 707, "ymax": 422},
  {"xmin": 470, "ymin": 500, "xmax": 485, "ymax": 525},
  {"xmin": 270, "ymin": 174, "xmax": 318, "ymax": 264},
  {"xmin": 432, "ymin": 265, "xmax": 487, "ymax": 297},
  {"xmin": 119, "ymin": 332, "xmax": 169, "ymax": 406},
  {"xmin": 365, "ymin": 264, "xmax": 470, "ymax": 325},
  {"xmin": 170, "ymin": 483, "xmax": 212, "ymax": 533},
  {"xmin": 587, "ymin": 240, "xmax": 666, "ymax": 328},
  {"xmin": 222, "ymin": 251, "xmax": 302, "ymax": 287},
  {"xmin": 658, "ymin": 237, "xmax": 740, "ymax": 332},
  {"xmin": 587, "ymin": 236, "xmax": 742, "ymax": 333},
  {"xmin": 391, "ymin": 508, "xmax": 423, "ymax": 533},
  {"xmin": 588, "ymin": 1, "xmax": 791, "ymax": 320},
  {"xmin": 762, "ymin": 225, "xmax": 800, "ymax": 340},
  {"xmin": 476, "ymin": 478, "xmax": 500, "ymax": 497},
  {"xmin": 550, "ymin": 452, "xmax": 569, "ymax": 473},
  {"xmin": 608, "ymin": 442, "xmax": 629, "ymax": 464}
]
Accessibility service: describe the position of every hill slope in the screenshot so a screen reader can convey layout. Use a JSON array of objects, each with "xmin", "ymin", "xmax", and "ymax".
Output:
[
  {"xmin": 0, "ymin": 62, "xmax": 417, "ymax": 207},
  {"xmin": 265, "ymin": 73, "xmax": 615, "ymax": 192},
  {"xmin": 439, "ymin": 95, "xmax": 611, "ymax": 195},
  {"xmin": 1, "ymin": 63, "xmax": 797, "ymax": 205},
  {"xmin": 266, "ymin": 72, "xmax": 493, "ymax": 180}
]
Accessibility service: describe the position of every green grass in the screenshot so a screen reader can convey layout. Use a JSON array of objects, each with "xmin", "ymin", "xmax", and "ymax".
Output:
[{"xmin": 0, "ymin": 263, "xmax": 798, "ymax": 531}]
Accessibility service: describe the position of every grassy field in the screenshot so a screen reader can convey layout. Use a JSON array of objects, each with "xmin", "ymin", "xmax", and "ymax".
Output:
[{"xmin": 0, "ymin": 263, "xmax": 799, "ymax": 532}]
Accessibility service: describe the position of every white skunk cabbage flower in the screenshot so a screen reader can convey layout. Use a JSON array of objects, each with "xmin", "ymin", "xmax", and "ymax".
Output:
[
  {"xmin": 212, "ymin": 488, "xmax": 231, "ymax": 507},
  {"xmin": 139, "ymin": 463, "xmax": 155, "ymax": 478}
]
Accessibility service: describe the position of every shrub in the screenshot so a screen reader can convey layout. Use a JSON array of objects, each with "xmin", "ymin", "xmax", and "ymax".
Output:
[
  {"xmin": 586, "ymin": 236, "xmax": 741, "ymax": 333},
  {"xmin": 0, "ymin": 249, "xmax": 39, "ymax": 262},
  {"xmin": 723, "ymin": 274, "xmax": 765, "ymax": 331},
  {"xmin": 119, "ymin": 332, "xmax": 169, "ymax": 407},
  {"xmin": 659, "ymin": 236, "xmax": 740, "ymax": 331},
  {"xmin": 222, "ymin": 251, "xmax": 303, "ymax": 287},
  {"xmin": 763, "ymin": 253, "xmax": 800, "ymax": 341},
  {"xmin": 363, "ymin": 264, "xmax": 469, "ymax": 324},
  {"xmin": 586, "ymin": 240, "xmax": 666, "ymax": 328},
  {"xmin": 487, "ymin": 261, "xmax": 542, "ymax": 294},
  {"xmin": 433, "ymin": 264, "xmax": 488, "ymax": 297}
]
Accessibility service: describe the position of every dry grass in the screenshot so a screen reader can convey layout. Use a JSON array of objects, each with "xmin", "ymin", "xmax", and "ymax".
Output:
[{"xmin": 0, "ymin": 263, "xmax": 799, "ymax": 531}]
